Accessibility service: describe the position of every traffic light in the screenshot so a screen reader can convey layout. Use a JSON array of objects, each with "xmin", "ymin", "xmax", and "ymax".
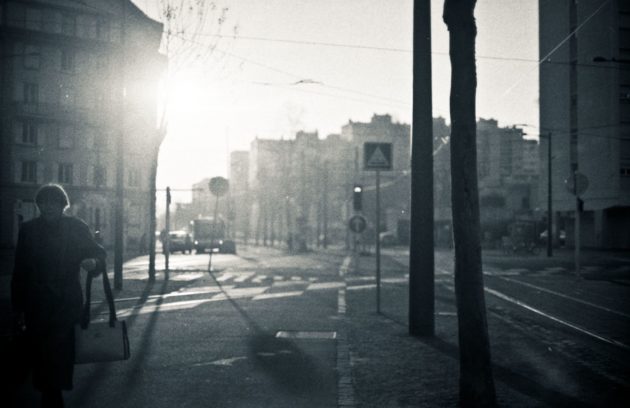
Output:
[{"xmin": 353, "ymin": 185, "xmax": 363, "ymax": 211}]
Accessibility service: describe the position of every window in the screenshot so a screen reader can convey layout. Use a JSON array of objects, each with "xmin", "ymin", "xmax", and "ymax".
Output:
[
  {"xmin": 13, "ymin": 120, "xmax": 38, "ymax": 145},
  {"xmin": 24, "ymin": 45, "xmax": 40, "ymax": 69},
  {"xmin": 94, "ymin": 165, "xmax": 106, "ymax": 186},
  {"xmin": 25, "ymin": 7, "xmax": 42, "ymax": 31},
  {"xmin": 97, "ymin": 18, "xmax": 110, "ymax": 40},
  {"xmin": 21, "ymin": 161, "xmax": 37, "ymax": 183},
  {"xmin": 84, "ymin": 127, "xmax": 96, "ymax": 149},
  {"xmin": 23, "ymin": 83, "xmax": 38, "ymax": 104},
  {"xmin": 58, "ymin": 163, "xmax": 73, "ymax": 184},
  {"xmin": 7, "ymin": 2, "xmax": 25, "ymax": 28},
  {"xmin": 43, "ymin": 11, "xmax": 62, "ymax": 33},
  {"xmin": 128, "ymin": 168, "xmax": 140, "ymax": 187},
  {"xmin": 59, "ymin": 125, "xmax": 74, "ymax": 149},
  {"xmin": 78, "ymin": 15, "xmax": 97, "ymax": 39},
  {"xmin": 21, "ymin": 121, "xmax": 38, "ymax": 145},
  {"xmin": 59, "ymin": 84, "xmax": 75, "ymax": 108},
  {"xmin": 61, "ymin": 49, "xmax": 75, "ymax": 72},
  {"xmin": 62, "ymin": 13, "xmax": 75, "ymax": 36}
]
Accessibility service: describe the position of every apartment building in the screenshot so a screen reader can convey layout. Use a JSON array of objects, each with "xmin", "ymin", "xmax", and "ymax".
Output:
[
  {"xmin": 539, "ymin": 0, "xmax": 630, "ymax": 248},
  {"xmin": 0, "ymin": 0, "xmax": 165, "ymax": 249}
]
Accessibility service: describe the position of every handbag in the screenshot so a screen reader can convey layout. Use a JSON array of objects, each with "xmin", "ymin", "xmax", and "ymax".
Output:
[{"xmin": 74, "ymin": 267, "xmax": 130, "ymax": 364}]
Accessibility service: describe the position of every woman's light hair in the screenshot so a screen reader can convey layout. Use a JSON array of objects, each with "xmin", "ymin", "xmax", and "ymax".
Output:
[{"xmin": 35, "ymin": 183, "xmax": 70, "ymax": 209}]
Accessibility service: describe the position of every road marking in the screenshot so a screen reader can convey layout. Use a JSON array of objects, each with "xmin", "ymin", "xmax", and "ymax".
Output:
[
  {"xmin": 338, "ymin": 288, "xmax": 347, "ymax": 314},
  {"xmin": 233, "ymin": 272, "xmax": 255, "ymax": 282},
  {"xmin": 117, "ymin": 298, "xmax": 211, "ymax": 317},
  {"xmin": 216, "ymin": 272, "xmax": 235, "ymax": 282},
  {"xmin": 211, "ymin": 287, "xmax": 267, "ymax": 301},
  {"xmin": 276, "ymin": 331, "xmax": 337, "ymax": 339},
  {"xmin": 496, "ymin": 276, "xmax": 630, "ymax": 319},
  {"xmin": 252, "ymin": 291, "xmax": 303, "ymax": 301},
  {"xmin": 381, "ymin": 277, "xmax": 407, "ymax": 284},
  {"xmin": 192, "ymin": 356, "xmax": 247, "ymax": 367},
  {"xmin": 308, "ymin": 282, "xmax": 345, "ymax": 291},
  {"xmin": 483, "ymin": 286, "xmax": 630, "ymax": 351},
  {"xmin": 108, "ymin": 285, "xmax": 233, "ymax": 304},
  {"xmin": 170, "ymin": 272, "xmax": 205, "ymax": 281},
  {"xmin": 346, "ymin": 284, "xmax": 375, "ymax": 291},
  {"xmin": 346, "ymin": 276, "xmax": 375, "ymax": 282},
  {"xmin": 252, "ymin": 274, "xmax": 267, "ymax": 283}
]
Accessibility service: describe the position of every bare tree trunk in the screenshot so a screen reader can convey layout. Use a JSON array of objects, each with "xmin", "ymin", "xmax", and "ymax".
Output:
[
  {"xmin": 443, "ymin": 0, "xmax": 497, "ymax": 406},
  {"xmin": 148, "ymin": 146, "xmax": 158, "ymax": 282}
]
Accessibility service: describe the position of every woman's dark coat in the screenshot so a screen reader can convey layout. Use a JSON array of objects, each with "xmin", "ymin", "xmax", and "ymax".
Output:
[{"xmin": 11, "ymin": 215, "xmax": 106, "ymax": 390}]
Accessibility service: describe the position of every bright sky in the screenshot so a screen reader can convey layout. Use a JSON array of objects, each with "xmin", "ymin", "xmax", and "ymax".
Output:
[{"xmin": 133, "ymin": 0, "xmax": 539, "ymax": 205}]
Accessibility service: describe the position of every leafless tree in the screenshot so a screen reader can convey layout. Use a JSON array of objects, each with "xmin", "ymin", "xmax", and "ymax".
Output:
[
  {"xmin": 443, "ymin": 0, "xmax": 497, "ymax": 406},
  {"xmin": 148, "ymin": 1, "xmax": 237, "ymax": 279}
]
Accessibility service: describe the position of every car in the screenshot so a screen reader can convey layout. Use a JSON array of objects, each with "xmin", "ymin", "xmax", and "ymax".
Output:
[
  {"xmin": 539, "ymin": 229, "xmax": 566, "ymax": 247},
  {"xmin": 379, "ymin": 231, "xmax": 397, "ymax": 247},
  {"xmin": 163, "ymin": 230, "xmax": 193, "ymax": 254}
]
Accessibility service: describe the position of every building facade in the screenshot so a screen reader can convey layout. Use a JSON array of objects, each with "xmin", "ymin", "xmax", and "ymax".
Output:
[
  {"xmin": 539, "ymin": 0, "xmax": 630, "ymax": 248},
  {"xmin": 0, "ymin": 0, "xmax": 165, "ymax": 250}
]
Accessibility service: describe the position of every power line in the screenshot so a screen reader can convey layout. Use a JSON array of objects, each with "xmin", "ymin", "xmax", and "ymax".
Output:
[
  {"xmin": 247, "ymin": 80, "xmax": 410, "ymax": 109},
  {"xmin": 188, "ymin": 32, "xmax": 622, "ymax": 71},
  {"xmin": 170, "ymin": 32, "xmax": 411, "ymax": 107},
  {"xmin": 196, "ymin": 33, "xmax": 413, "ymax": 54},
  {"xmin": 500, "ymin": 0, "xmax": 611, "ymax": 98}
]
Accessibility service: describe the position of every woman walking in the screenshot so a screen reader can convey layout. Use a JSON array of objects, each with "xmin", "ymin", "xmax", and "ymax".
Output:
[{"xmin": 11, "ymin": 184, "xmax": 107, "ymax": 407}]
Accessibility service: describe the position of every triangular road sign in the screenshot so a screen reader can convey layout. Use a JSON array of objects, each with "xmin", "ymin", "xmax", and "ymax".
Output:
[
  {"xmin": 367, "ymin": 146, "xmax": 389, "ymax": 167},
  {"xmin": 364, "ymin": 142, "xmax": 392, "ymax": 170}
]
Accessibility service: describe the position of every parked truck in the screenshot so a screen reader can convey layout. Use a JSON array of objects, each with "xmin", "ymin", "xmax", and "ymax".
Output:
[{"xmin": 191, "ymin": 218, "xmax": 236, "ymax": 254}]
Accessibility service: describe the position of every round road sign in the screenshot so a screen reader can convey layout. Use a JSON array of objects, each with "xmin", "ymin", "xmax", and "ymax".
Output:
[
  {"xmin": 209, "ymin": 177, "xmax": 229, "ymax": 197},
  {"xmin": 348, "ymin": 215, "xmax": 367, "ymax": 233},
  {"xmin": 565, "ymin": 172, "xmax": 589, "ymax": 196}
]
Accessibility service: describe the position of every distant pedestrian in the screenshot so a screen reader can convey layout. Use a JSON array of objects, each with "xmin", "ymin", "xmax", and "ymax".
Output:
[
  {"xmin": 9, "ymin": 184, "xmax": 107, "ymax": 407},
  {"xmin": 139, "ymin": 232, "xmax": 147, "ymax": 255}
]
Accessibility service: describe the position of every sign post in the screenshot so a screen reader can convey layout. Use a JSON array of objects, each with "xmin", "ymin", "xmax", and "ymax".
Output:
[
  {"xmin": 364, "ymin": 142, "xmax": 392, "ymax": 314},
  {"xmin": 208, "ymin": 177, "xmax": 229, "ymax": 271},
  {"xmin": 565, "ymin": 171, "xmax": 588, "ymax": 278},
  {"xmin": 348, "ymin": 214, "xmax": 367, "ymax": 274},
  {"xmin": 165, "ymin": 186, "xmax": 171, "ymax": 277}
]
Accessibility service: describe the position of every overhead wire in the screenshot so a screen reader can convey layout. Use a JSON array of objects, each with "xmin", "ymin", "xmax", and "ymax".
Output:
[
  {"xmin": 499, "ymin": 0, "xmax": 612, "ymax": 98},
  {"xmin": 169, "ymin": 32, "xmax": 411, "ymax": 108}
]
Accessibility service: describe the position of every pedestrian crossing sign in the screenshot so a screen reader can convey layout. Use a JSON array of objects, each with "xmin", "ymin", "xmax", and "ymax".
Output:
[{"xmin": 364, "ymin": 142, "xmax": 392, "ymax": 170}]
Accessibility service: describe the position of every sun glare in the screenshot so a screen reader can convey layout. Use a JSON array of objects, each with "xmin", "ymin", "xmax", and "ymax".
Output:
[{"xmin": 165, "ymin": 70, "xmax": 207, "ymax": 118}]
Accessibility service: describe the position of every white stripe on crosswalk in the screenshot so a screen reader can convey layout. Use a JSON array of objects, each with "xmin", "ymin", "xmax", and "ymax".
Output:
[
  {"xmin": 233, "ymin": 272, "xmax": 256, "ymax": 282},
  {"xmin": 253, "ymin": 291, "xmax": 303, "ymax": 301}
]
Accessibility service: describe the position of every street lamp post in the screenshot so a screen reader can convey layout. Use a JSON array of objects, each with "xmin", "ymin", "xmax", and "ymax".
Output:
[
  {"xmin": 516, "ymin": 124, "xmax": 554, "ymax": 257},
  {"xmin": 545, "ymin": 132, "xmax": 553, "ymax": 257}
]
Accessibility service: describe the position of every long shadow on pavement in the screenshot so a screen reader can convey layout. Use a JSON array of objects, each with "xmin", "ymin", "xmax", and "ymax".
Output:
[
  {"xmin": 70, "ymin": 276, "xmax": 172, "ymax": 407},
  {"xmin": 207, "ymin": 257, "xmax": 333, "ymax": 405}
]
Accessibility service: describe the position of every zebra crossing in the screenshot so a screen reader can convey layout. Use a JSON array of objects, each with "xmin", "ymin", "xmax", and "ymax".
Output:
[{"xmin": 106, "ymin": 268, "xmax": 412, "ymax": 318}]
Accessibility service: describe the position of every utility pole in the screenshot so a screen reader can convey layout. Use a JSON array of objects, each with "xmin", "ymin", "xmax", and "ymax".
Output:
[
  {"xmin": 148, "ymin": 140, "xmax": 160, "ymax": 281},
  {"xmin": 164, "ymin": 186, "xmax": 171, "ymax": 276},
  {"xmin": 114, "ymin": 1, "xmax": 127, "ymax": 290},
  {"xmin": 546, "ymin": 132, "xmax": 553, "ymax": 257},
  {"xmin": 323, "ymin": 164, "xmax": 329, "ymax": 249},
  {"xmin": 409, "ymin": 0, "xmax": 435, "ymax": 336},
  {"xmin": 375, "ymin": 169, "xmax": 381, "ymax": 314}
]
